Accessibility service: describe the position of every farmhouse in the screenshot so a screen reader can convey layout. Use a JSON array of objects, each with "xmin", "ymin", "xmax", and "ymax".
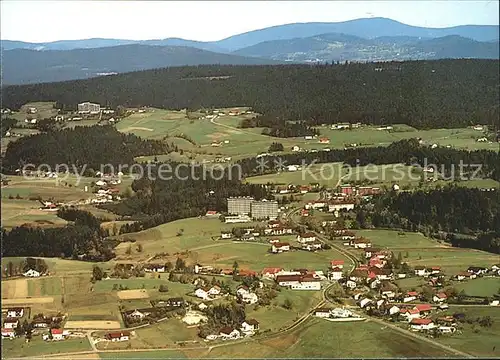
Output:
[
  {"xmin": 276, "ymin": 275, "xmax": 321, "ymax": 290},
  {"xmin": 1, "ymin": 328, "xmax": 15, "ymax": 339},
  {"xmin": 161, "ymin": 297, "xmax": 185, "ymax": 308},
  {"xmin": 329, "ymin": 267, "xmax": 343, "ymax": 281},
  {"xmin": 364, "ymin": 247, "xmax": 380, "ymax": 258},
  {"xmin": 302, "ymin": 242, "xmax": 323, "ymax": 251},
  {"xmin": 410, "ymin": 318, "xmax": 435, "ymax": 331},
  {"xmin": 51, "ymin": 328, "xmax": 65, "ymax": 341},
  {"xmin": 3, "ymin": 319, "xmax": 19, "ymax": 329},
  {"xmin": 261, "ymin": 267, "xmax": 284, "ymax": 279},
  {"xmin": 353, "ymin": 238, "xmax": 372, "ymax": 249},
  {"xmin": 401, "ymin": 308, "xmax": 421, "ymax": 322},
  {"xmin": 106, "ymin": 331, "xmax": 130, "ymax": 342},
  {"xmin": 467, "ymin": 266, "xmax": 488, "ymax": 275},
  {"xmin": 433, "ymin": 293, "xmax": 448, "ymax": 303},
  {"xmin": 456, "ymin": 272, "xmax": 476, "ymax": 281},
  {"xmin": 144, "ymin": 264, "xmax": 165, "ymax": 273},
  {"xmin": 328, "ymin": 201, "xmax": 355, "ymax": 212},
  {"xmin": 314, "ymin": 308, "xmax": 332, "ymax": 318},
  {"xmin": 221, "ymin": 232, "xmax": 233, "ymax": 239},
  {"xmin": 240, "ymin": 319, "xmax": 259, "ymax": 334},
  {"xmin": 389, "ymin": 305, "xmax": 400, "ymax": 315},
  {"xmin": 272, "ymin": 242, "xmax": 290, "ymax": 253},
  {"xmin": 414, "ymin": 304, "xmax": 433, "ymax": 315},
  {"xmin": 359, "ymin": 298, "xmax": 372, "ymax": 308},
  {"xmin": 403, "ymin": 291, "xmax": 419, "ymax": 303},
  {"xmin": 330, "ymin": 260, "xmax": 344, "ymax": 269},
  {"xmin": 6, "ymin": 308, "xmax": 24, "ymax": 318},
  {"xmin": 219, "ymin": 327, "xmax": 241, "ymax": 340},
  {"xmin": 125, "ymin": 309, "xmax": 151, "ymax": 319},
  {"xmin": 414, "ymin": 266, "xmax": 429, "ymax": 277},
  {"xmin": 297, "ymin": 232, "xmax": 316, "ymax": 243},
  {"xmin": 330, "ymin": 308, "xmax": 353, "ymax": 318},
  {"xmin": 23, "ymin": 269, "xmax": 41, "ymax": 277}
]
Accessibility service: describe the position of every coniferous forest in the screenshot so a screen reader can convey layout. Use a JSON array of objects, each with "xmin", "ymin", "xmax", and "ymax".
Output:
[{"xmin": 2, "ymin": 60, "xmax": 499, "ymax": 130}]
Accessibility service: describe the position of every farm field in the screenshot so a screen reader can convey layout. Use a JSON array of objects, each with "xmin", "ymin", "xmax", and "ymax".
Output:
[
  {"xmin": 114, "ymin": 216, "xmax": 267, "ymax": 260},
  {"xmin": 191, "ymin": 241, "xmax": 352, "ymax": 272},
  {"xmin": 354, "ymin": 229, "xmax": 443, "ymax": 249},
  {"xmin": 2, "ymin": 337, "xmax": 92, "ymax": 358},
  {"xmin": 99, "ymin": 350, "xmax": 186, "ymax": 359},
  {"xmin": 437, "ymin": 307, "xmax": 500, "ymax": 358},
  {"xmin": 454, "ymin": 277, "xmax": 500, "ymax": 297},
  {"xmin": 196, "ymin": 317, "xmax": 455, "ymax": 358},
  {"xmin": 403, "ymin": 248, "xmax": 499, "ymax": 275}
]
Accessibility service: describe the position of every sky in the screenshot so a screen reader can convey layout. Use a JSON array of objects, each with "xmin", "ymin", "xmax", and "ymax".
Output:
[{"xmin": 1, "ymin": 0, "xmax": 498, "ymax": 43}]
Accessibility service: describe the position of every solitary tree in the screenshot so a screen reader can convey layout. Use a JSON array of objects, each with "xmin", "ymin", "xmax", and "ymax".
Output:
[{"xmin": 92, "ymin": 265, "xmax": 104, "ymax": 281}]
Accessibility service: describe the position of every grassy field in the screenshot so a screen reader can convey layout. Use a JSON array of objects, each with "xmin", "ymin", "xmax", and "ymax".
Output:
[
  {"xmin": 354, "ymin": 229, "xmax": 443, "ymax": 249},
  {"xmin": 437, "ymin": 307, "xmax": 500, "ymax": 358},
  {"xmin": 192, "ymin": 242, "xmax": 350, "ymax": 272},
  {"xmin": 114, "ymin": 216, "xmax": 267, "ymax": 260},
  {"xmin": 197, "ymin": 317, "xmax": 455, "ymax": 358},
  {"xmin": 2, "ymin": 337, "xmax": 92, "ymax": 358},
  {"xmin": 99, "ymin": 350, "xmax": 186, "ymax": 359},
  {"xmin": 455, "ymin": 277, "xmax": 500, "ymax": 297},
  {"xmin": 27, "ymin": 276, "xmax": 63, "ymax": 296}
]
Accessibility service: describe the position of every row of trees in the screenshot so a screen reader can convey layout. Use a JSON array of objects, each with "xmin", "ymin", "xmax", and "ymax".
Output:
[{"xmin": 3, "ymin": 60, "xmax": 499, "ymax": 130}]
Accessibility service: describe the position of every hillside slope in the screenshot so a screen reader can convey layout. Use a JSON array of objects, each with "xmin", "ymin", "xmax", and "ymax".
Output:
[{"xmin": 1, "ymin": 44, "xmax": 281, "ymax": 84}]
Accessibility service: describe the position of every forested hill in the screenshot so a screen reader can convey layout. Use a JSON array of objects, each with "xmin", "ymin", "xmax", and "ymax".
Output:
[{"xmin": 3, "ymin": 59, "xmax": 498, "ymax": 129}]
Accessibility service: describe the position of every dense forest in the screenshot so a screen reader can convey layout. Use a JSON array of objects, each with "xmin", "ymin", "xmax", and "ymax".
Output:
[
  {"xmin": 242, "ymin": 116, "xmax": 319, "ymax": 137},
  {"xmin": 1, "ymin": 125, "xmax": 170, "ymax": 173},
  {"xmin": 358, "ymin": 187, "xmax": 500, "ymax": 253},
  {"xmin": 3, "ymin": 60, "xmax": 499, "ymax": 129},
  {"xmin": 106, "ymin": 164, "xmax": 270, "ymax": 234}
]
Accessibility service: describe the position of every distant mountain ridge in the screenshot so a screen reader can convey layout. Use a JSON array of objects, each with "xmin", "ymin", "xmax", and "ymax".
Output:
[
  {"xmin": 233, "ymin": 33, "xmax": 500, "ymax": 62},
  {"xmin": 3, "ymin": 17, "xmax": 498, "ymax": 52},
  {"xmin": 1, "ymin": 45, "xmax": 282, "ymax": 85}
]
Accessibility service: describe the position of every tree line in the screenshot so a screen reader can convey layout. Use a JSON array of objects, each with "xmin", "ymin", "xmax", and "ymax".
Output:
[
  {"xmin": 357, "ymin": 186, "xmax": 500, "ymax": 253},
  {"xmin": 1, "ymin": 125, "xmax": 171, "ymax": 173},
  {"xmin": 3, "ymin": 60, "xmax": 498, "ymax": 130},
  {"xmin": 1, "ymin": 210, "xmax": 115, "ymax": 259}
]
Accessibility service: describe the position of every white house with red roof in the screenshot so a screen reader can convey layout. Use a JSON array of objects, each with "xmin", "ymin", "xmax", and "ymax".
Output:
[
  {"xmin": 261, "ymin": 267, "xmax": 284, "ymax": 279},
  {"xmin": 353, "ymin": 238, "xmax": 372, "ymax": 249},
  {"xmin": 297, "ymin": 233, "xmax": 316, "ymax": 243},
  {"xmin": 329, "ymin": 267, "xmax": 343, "ymax": 280},
  {"xmin": 401, "ymin": 308, "xmax": 421, "ymax": 322},
  {"xmin": 410, "ymin": 318, "xmax": 435, "ymax": 331},
  {"xmin": 271, "ymin": 242, "xmax": 290, "ymax": 253},
  {"xmin": 404, "ymin": 291, "xmax": 419, "ymax": 303},
  {"xmin": 51, "ymin": 328, "xmax": 65, "ymax": 341},
  {"xmin": 3, "ymin": 319, "xmax": 19, "ymax": 329},
  {"xmin": 330, "ymin": 260, "xmax": 344, "ymax": 269},
  {"xmin": 414, "ymin": 304, "xmax": 433, "ymax": 314},
  {"xmin": 433, "ymin": 293, "xmax": 448, "ymax": 303},
  {"xmin": 1, "ymin": 328, "xmax": 15, "ymax": 338}
]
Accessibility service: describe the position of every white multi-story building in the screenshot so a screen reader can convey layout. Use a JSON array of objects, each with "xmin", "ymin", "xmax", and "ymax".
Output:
[
  {"xmin": 227, "ymin": 197, "xmax": 254, "ymax": 216},
  {"xmin": 78, "ymin": 102, "xmax": 101, "ymax": 114},
  {"xmin": 251, "ymin": 200, "xmax": 278, "ymax": 220}
]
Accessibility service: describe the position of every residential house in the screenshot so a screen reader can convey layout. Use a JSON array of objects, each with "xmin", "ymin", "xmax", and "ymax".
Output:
[
  {"xmin": 144, "ymin": 264, "xmax": 165, "ymax": 273},
  {"xmin": 23, "ymin": 269, "xmax": 41, "ymax": 277},
  {"xmin": 414, "ymin": 304, "xmax": 433, "ymax": 315},
  {"xmin": 106, "ymin": 331, "xmax": 130, "ymax": 342},
  {"xmin": 456, "ymin": 272, "xmax": 475, "ymax": 281},
  {"xmin": 330, "ymin": 260, "xmax": 344, "ymax": 269},
  {"xmin": 353, "ymin": 238, "xmax": 372, "ymax": 249},
  {"xmin": 328, "ymin": 201, "xmax": 355, "ymax": 212},
  {"xmin": 319, "ymin": 137, "xmax": 330, "ymax": 144},
  {"xmin": 221, "ymin": 232, "xmax": 233, "ymax": 239},
  {"xmin": 433, "ymin": 293, "xmax": 448, "ymax": 303},
  {"xmin": 404, "ymin": 291, "xmax": 419, "ymax": 303},
  {"xmin": 414, "ymin": 266, "xmax": 428, "ymax": 277},
  {"xmin": 261, "ymin": 267, "xmax": 284, "ymax": 279},
  {"xmin": 330, "ymin": 308, "xmax": 353, "ymax": 318},
  {"xmin": 349, "ymin": 268, "xmax": 368, "ymax": 283},
  {"xmin": 33, "ymin": 319, "xmax": 50, "ymax": 328},
  {"xmin": 164, "ymin": 297, "xmax": 185, "ymax": 308},
  {"xmin": 467, "ymin": 266, "xmax": 488, "ymax": 276},
  {"xmin": 6, "ymin": 308, "xmax": 24, "ymax": 318},
  {"xmin": 272, "ymin": 242, "xmax": 290, "ymax": 253},
  {"xmin": 400, "ymin": 308, "xmax": 421, "ymax": 322},
  {"xmin": 430, "ymin": 266, "xmax": 441, "ymax": 275},
  {"xmin": 276, "ymin": 275, "xmax": 321, "ymax": 290},
  {"xmin": 370, "ymin": 268, "xmax": 392, "ymax": 281},
  {"xmin": 208, "ymin": 285, "xmax": 222, "ymax": 296},
  {"xmin": 369, "ymin": 258, "xmax": 385, "ymax": 269},
  {"xmin": 364, "ymin": 247, "xmax": 380, "ymax": 259},
  {"xmin": 410, "ymin": 318, "xmax": 435, "ymax": 331},
  {"xmin": 381, "ymin": 289, "xmax": 396, "ymax": 299},
  {"xmin": 329, "ymin": 267, "xmax": 343, "ymax": 281},
  {"xmin": 219, "ymin": 327, "xmax": 241, "ymax": 340},
  {"xmin": 268, "ymin": 220, "xmax": 281, "ymax": 228},
  {"xmin": 126, "ymin": 309, "xmax": 150, "ymax": 319},
  {"xmin": 314, "ymin": 308, "xmax": 332, "ymax": 318},
  {"xmin": 300, "ymin": 209, "xmax": 310, "ymax": 217},
  {"xmin": 3, "ymin": 319, "xmax": 19, "ymax": 329},
  {"xmin": 438, "ymin": 326, "xmax": 456, "ymax": 334},
  {"xmin": 195, "ymin": 288, "xmax": 209, "ymax": 300},
  {"xmin": 359, "ymin": 298, "xmax": 372, "ymax": 308},
  {"xmin": 51, "ymin": 328, "xmax": 65, "ymax": 341},
  {"xmin": 345, "ymin": 280, "xmax": 357, "ymax": 289},
  {"xmin": 302, "ymin": 242, "xmax": 323, "ymax": 251},
  {"xmin": 389, "ymin": 305, "xmax": 400, "ymax": 315},
  {"xmin": 240, "ymin": 319, "xmax": 259, "ymax": 334},
  {"xmin": 297, "ymin": 232, "xmax": 316, "ymax": 243},
  {"xmin": 241, "ymin": 292, "xmax": 258, "ymax": 304},
  {"xmin": 1, "ymin": 328, "xmax": 15, "ymax": 338}
]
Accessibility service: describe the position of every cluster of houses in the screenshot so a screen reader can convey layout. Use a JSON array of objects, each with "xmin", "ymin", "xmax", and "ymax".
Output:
[
  {"xmin": 205, "ymin": 319, "xmax": 260, "ymax": 341},
  {"xmin": 1, "ymin": 307, "xmax": 24, "ymax": 339},
  {"xmin": 1, "ymin": 308, "xmax": 65, "ymax": 340},
  {"xmin": 314, "ymin": 307, "xmax": 361, "ymax": 320}
]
